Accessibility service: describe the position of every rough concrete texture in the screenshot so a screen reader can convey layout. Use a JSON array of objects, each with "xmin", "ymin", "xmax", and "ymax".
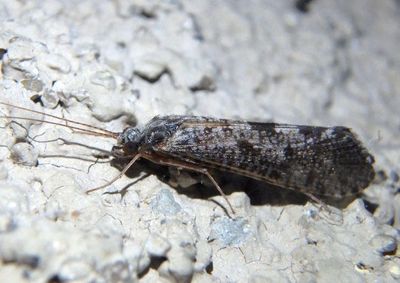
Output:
[{"xmin": 0, "ymin": 0, "xmax": 399, "ymax": 282}]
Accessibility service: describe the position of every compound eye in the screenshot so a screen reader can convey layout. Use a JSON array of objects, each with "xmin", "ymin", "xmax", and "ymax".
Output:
[{"xmin": 120, "ymin": 127, "xmax": 140, "ymax": 144}]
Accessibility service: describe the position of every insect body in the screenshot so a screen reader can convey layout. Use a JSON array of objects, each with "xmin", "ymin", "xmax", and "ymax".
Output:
[
  {"xmin": 115, "ymin": 116, "xmax": 375, "ymax": 200},
  {"xmin": 1, "ymin": 102, "xmax": 375, "ymax": 213}
]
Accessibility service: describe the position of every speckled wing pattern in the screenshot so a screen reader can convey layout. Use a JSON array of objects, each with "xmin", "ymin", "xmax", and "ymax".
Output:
[{"xmin": 155, "ymin": 116, "xmax": 375, "ymax": 198}]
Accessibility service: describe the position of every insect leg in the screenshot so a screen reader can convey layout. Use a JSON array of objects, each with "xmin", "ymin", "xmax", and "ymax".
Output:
[
  {"xmin": 200, "ymin": 169, "xmax": 236, "ymax": 215},
  {"xmin": 86, "ymin": 154, "xmax": 142, "ymax": 194},
  {"xmin": 141, "ymin": 153, "xmax": 235, "ymax": 215}
]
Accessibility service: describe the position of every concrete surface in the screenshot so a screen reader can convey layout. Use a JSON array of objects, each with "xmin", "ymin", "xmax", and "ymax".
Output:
[{"xmin": 0, "ymin": 0, "xmax": 399, "ymax": 282}]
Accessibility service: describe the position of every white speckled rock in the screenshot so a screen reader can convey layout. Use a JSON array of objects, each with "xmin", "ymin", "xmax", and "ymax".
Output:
[{"xmin": 0, "ymin": 0, "xmax": 399, "ymax": 282}]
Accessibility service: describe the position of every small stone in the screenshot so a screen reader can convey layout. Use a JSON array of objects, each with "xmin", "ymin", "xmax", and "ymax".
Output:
[
  {"xmin": 145, "ymin": 234, "xmax": 171, "ymax": 257},
  {"xmin": 150, "ymin": 189, "xmax": 181, "ymax": 216},
  {"xmin": 161, "ymin": 249, "xmax": 194, "ymax": 282},
  {"xmin": 7, "ymin": 37, "xmax": 36, "ymax": 60},
  {"xmin": 209, "ymin": 217, "xmax": 250, "ymax": 247},
  {"xmin": 21, "ymin": 78, "xmax": 44, "ymax": 92},
  {"xmin": 10, "ymin": 142, "xmax": 39, "ymax": 166},
  {"xmin": 41, "ymin": 90, "xmax": 60, "ymax": 109}
]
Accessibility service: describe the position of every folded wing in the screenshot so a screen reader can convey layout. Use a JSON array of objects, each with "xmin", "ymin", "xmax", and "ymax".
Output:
[{"xmin": 154, "ymin": 117, "xmax": 374, "ymax": 198}]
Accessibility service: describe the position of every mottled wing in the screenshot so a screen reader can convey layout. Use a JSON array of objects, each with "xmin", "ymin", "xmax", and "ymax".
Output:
[{"xmin": 154, "ymin": 117, "xmax": 374, "ymax": 198}]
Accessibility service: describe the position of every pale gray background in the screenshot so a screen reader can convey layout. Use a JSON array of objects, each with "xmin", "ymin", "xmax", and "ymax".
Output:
[{"xmin": 0, "ymin": 0, "xmax": 399, "ymax": 282}]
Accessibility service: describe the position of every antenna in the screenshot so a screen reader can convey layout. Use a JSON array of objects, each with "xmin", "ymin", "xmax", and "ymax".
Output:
[{"xmin": 0, "ymin": 101, "xmax": 119, "ymax": 139}]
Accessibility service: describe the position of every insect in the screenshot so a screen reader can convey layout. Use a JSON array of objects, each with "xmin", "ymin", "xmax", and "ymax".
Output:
[{"xmin": 0, "ymin": 101, "xmax": 375, "ymax": 214}]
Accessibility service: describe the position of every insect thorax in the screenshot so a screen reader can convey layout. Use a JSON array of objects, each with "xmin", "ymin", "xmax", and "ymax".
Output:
[{"xmin": 118, "ymin": 127, "xmax": 141, "ymax": 154}]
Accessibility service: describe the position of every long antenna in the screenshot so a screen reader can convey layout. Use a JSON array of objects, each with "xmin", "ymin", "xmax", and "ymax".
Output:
[
  {"xmin": 0, "ymin": 115, "xmax": 118, "ymax": 138},
  {"xmin": 0, "ymin": 101, "xmax": 118, "ymax": 137},
  {"xmin": 0, "ymin": 101, "xmax": 119, "ymax": 139}
]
